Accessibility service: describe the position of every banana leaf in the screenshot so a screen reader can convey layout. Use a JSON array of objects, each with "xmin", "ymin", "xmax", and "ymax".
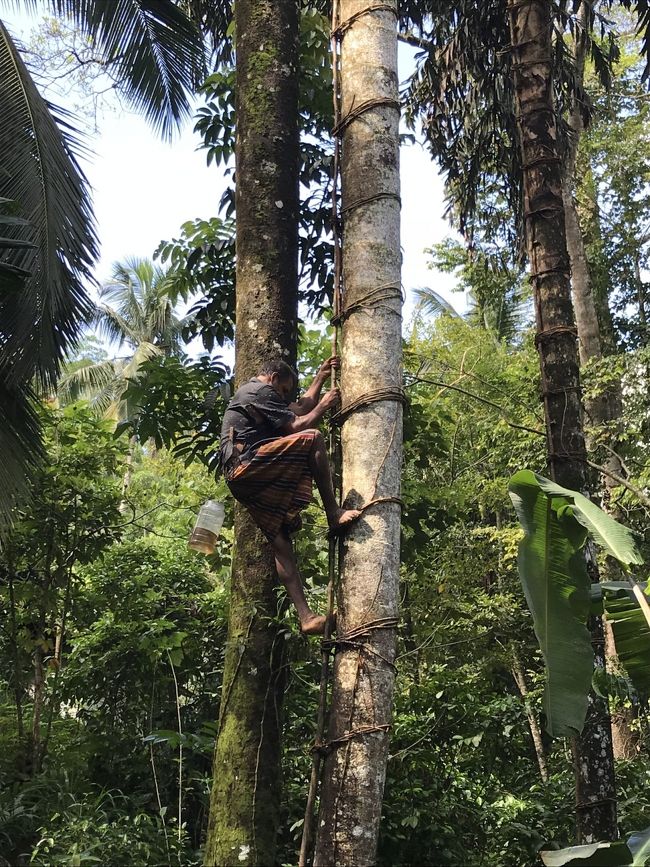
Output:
[
  {"xmin": 603, "ymin": 591, "xmax": 650, "ymax": 694},
  {"xmin": 533, "ymin": 475, "xmax": 643, "ymax": 567},
  {"xmin": 508, "ymin": 470, "xmax": 592, "ymax": 737},
  {"xmin": 540, "ymin": 824, "xmax": 650, "ymax": 866}
]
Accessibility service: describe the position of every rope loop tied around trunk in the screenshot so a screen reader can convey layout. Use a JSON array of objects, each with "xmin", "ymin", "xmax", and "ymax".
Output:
[
  {"xmin": 332, "ymin": 3, "xmax": 399, "ymax": 39},
  {"xmin": 321, "ymin": 616, "xmax": 400, "ymax": 670},
  {"xmin": 521, "ymin": 154, "xmax": 562, "ymax": 171},
  {"xmin": 528, "ymin": 265, "xmax": 570, "ymax": 282},
  {"xmin": 330, "ymin": 387, "xmax": 407, "ymax": 427},
  {"xmin": 331, "ymin": 284, "xmax": 403, "ymax": 326},
  {"xmin": 534, "ymin": 325, "xmax": 578, "ymax": 346},
  {"xmin": 523, "ymin": 204, "xmax": 564, "ymax": 220},
  {"xmin": 342, "ymin": 191, "xmax": 402, "ymax": 216},
  {"xmin": 313, "ymin": 723, "xmax": 392, "ymax": 756},
  {"xmin": 575, "ymin": 796, "xmax": 617, "ymax": 812},
  {"xmin": 332, "ymin": 96, "xmax": 401, "ymax": 137},
  {"xmin": 547, "ymin": 450, "xmax": 588, "ymax": 462}
]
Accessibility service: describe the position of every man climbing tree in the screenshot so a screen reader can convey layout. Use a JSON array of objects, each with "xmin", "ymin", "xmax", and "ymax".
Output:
[{"xmin": 219, "ymin": 356, "xmax": 360, "ymax": 634}]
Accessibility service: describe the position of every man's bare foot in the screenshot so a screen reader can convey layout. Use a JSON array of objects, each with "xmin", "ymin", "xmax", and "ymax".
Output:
[{"xmin": 300, "ymin": 614, "xmax": 327, "ymax": 635}]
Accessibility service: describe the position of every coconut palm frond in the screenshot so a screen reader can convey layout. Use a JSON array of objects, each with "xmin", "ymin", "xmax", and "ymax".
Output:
[
  {"xmin": 94, "ymin": 304, "xmax": 141, "ymax": 349},
  {"xmin": 49, "ymin": 0, "xmax": 207, "ymax": 140},
  {"xmin": 0, "ymin": 21, "xmax": 97, "ymax": 390},
  {"xmin": 0, "ymin": 381, "xmax": 44, "ymax": 527},
  {"xmin": 92, "ymin": 386, "xmax": 125, "ymax": 420},
  {"xmin": 101, "ymin": 260, "xmax": 149, "ymax": 332},
  {"xmin": 413, "ymin": 287, "xmax": 461, "ymax": 319},
  {"xmin": 57, "ymin": 358, "xmax": 122, "ymax": 405},
  {"xmin": 124, "ymin": 341, "xmax": 162, "ymax": 379},
  {"xmin": 0, "ymin": 203, "xmax": 33, "ymax": 294},
  {"xmin": 180, "ymin": 0, "xmax": 233, "ymax": 63}
]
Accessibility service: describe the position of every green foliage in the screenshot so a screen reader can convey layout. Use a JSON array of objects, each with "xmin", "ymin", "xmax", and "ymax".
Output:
[
  {"xmin": 604, "ymin": 590, "xmax": 650, "ymax": 694},
  {"xmin": 509, "ymin": 471, "xmax": 593, "ymax": 737},
  {"xmin": 1, "ymin": 403, "xmax": 124, "ymax": 575},
  {"xmin": 425, "ymin": 238, "xmax": 530, "ymax": 343},
  {"xmin": 119, "ymin": 354, "xmax": 230, "ymax": 475},
  {"xmin": 155, "ymin": 218, "xmax": 235, "ymax": 354},
  {"xmin": 509, "ymin": 469, "xmax": 647, "ymax": 736},
  {"xmin": 29, "ymin": 788, "xmax": 197, "ymax": 866},
  {"xmin": 62, "ymin": 538, "xmax": 226, "ymax": 742}
]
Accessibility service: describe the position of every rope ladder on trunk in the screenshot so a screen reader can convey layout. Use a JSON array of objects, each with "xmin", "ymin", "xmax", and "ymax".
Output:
[{"xmin": 298, "ymin": 3, "xmax": 402, "ymax": 864}]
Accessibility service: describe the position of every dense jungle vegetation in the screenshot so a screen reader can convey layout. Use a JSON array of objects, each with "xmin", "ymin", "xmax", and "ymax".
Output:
[{"xmin": 3, "ymin": 1, "xmax": 650, "ymax": 865}]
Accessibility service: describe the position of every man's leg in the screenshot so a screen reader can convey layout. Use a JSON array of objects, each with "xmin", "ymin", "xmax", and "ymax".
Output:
[
  {"xmin": 307, "ymin": 431, "xmax": 360, "ymax": 529},
  {"xmin": 271, "ymin": 530, "xmax": 326, "ymax": 634}
]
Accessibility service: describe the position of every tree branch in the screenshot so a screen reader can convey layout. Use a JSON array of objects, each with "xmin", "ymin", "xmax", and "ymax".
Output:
[{"xmin": 406, "ymin": 374, "xmax": 545, "ymax": 436}]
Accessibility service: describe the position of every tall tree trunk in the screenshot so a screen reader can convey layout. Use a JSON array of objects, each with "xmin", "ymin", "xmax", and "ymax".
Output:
[
  {"xmin": 118, "ymin": 433, "xmax": 138, "ymax": 514},
  {"xmin": 575, "ymin": 160, "xmax": 617, "ymax": 355},
  {"xmin": 313, "ymin": 2, "xmax": 402, "ymax": 864},
  {"xmin": 561, "ymin": 1, "xmax": 623, "ymax": 485},
  {"xmin": 203, "ymin": 1, "xmax": 300, "ymax": 864},
  {"xmin": 31, "ymin": 643, "xmax": 44, "ymax": 774},
  {"xmin": 6, "ymin": 568, "xmax": 25, "ymax": 749},
  {"xmin": 507, "ymin": 0, "xmax": 617, "ymax": 843},
  {"xmin": 562, "ymin": 2, "xmax": 635, "ymax": 760}
]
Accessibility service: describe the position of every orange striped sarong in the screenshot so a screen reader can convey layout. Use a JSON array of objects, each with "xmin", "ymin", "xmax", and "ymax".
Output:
[{"xmin": 226, "ymin": 430, "xmax": 317, "ymax": 540}]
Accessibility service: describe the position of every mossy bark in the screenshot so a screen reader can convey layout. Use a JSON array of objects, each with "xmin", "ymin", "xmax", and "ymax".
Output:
[
  {"xmin": 313, "ymin": 3, "xmax": 401, "ymax": 865},
  {"xmin": 203, "ymin": 1, "xmax": 299, "ymax": 864},
  {"xmin": 507, "ymin": 0, "xmax": 617, "ymax": 844}
]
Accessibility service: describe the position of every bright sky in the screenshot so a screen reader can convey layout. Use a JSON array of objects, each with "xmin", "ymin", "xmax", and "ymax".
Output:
[{"xmin": 4, "ymin": 9, "xmax": 463, "ymax": 347}]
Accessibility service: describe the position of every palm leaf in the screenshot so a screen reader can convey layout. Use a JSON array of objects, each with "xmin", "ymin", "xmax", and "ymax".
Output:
[
  {"xmin": 508, "ymin": 470, "xmax": 593, "ymax": 737},
  {"xmin": 0, "ymin": 381, "xmax": 44, "ymax": 526},
  {"xmin": 57, "ymin": 358, "xmax": 122, "ymax": 404},
  {"xmin": 95, "ymin": 303, "xmax": 141, "ymax": 348},
  {"xmin": 0, "ymin": 203, "xmax": 33, "ymax": 292},
  {"xmin": 413, "ymin": 286, "xmax": 460, "ymax": 318},
  {"xmin": 48, "ymin": 0, "xmax": 207, "ymax": 140},
  {"xmin": 0, "ymin": 20, "xmax": 97, "ymax": 389}
]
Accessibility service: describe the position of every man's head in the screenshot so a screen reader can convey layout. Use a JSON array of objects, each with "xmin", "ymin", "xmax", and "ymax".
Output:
[{"xmin": 257, "ymin": 359, "xmax": 298, "ymax": 402}]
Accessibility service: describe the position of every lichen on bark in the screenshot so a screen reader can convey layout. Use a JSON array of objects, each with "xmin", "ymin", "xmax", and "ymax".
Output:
[{"xmin": 203, "ymin": 1, "xmax": 300, "ymax": 864}]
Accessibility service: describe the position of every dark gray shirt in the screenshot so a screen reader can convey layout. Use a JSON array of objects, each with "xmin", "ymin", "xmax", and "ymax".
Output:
[{"xmin": 220, "ymin": 378, "xmax": 295, "ymax": 469}]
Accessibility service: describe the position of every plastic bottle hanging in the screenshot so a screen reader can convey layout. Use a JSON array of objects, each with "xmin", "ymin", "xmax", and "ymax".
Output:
[{"xmin": 188, "ymin": 500, "xmax": 225, "ymax": 555}]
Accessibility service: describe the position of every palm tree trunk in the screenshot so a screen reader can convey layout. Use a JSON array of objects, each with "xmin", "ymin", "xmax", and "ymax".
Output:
[
  {"xmin": 507, "ymin": 0, "xmax": 617, "ymax": 843},
  {"xmin": 313, "ymin": 2, "xmax": 402, "ymax": 864},
  {"xmin": 203, "ymin": 1, "xmax": 300, "ymax": 864}
]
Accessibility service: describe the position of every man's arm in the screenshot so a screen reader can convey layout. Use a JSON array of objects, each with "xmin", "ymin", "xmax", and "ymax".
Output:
[
  {"xmin": 289, "ymin": 356, "xmax": 338, "ymax": 416},
  {"xmin": 281, "ymin": 388, "xmax": 340, "ymax": 433}
]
